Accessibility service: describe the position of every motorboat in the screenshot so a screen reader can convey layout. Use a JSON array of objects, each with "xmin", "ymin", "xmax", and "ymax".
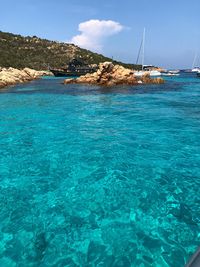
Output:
[
  {"xmin": 161, "ymin": 72, "xmax": 179, "ymax": 76},
  {"xmin": 168, "ymin": 70, "xmax": 180, "ymax": 74},
  {"xmin": 134, "ymin": 70, "xmax": 161, "ymax": 77},
  {"xmin": 149, "ymin": 70, "xmax": 161, "ymax": 76},
  {"xmin": 50, "ymin": 58, "xmax": 97, "ymax": 77},
  {"xmin": 191, "ymin": 67, "xmax": 200, "ymax": 72}
]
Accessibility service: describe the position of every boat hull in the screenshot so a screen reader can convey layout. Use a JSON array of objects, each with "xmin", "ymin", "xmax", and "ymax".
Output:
[
  {"xmin": 134, "ymin": 70, "xmax": 161, "ymax": 77},
  {"xmin": 50, "ymin": 69, "xmax": 95, "ymax": 77},
  {"xmin": 185, "ymin": 247, "xmax": 200, "ymax": 267}
]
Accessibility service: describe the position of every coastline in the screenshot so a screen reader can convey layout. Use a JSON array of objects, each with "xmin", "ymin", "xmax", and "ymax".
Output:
[{"xmin": 0, "ymin": 67, "xmax": 52, "ymax": 89}]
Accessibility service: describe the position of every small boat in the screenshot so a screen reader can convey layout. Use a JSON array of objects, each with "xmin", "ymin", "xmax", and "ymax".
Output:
[
  {"xmin": 197, "ymin": 70, "xmax": 200, "ymax": 77},
  {"xmin": 149, "ymin": 70, "xmax": 161, "ymax": 76},
  {"xmin": 134, "ymin": 70, "xmax": 161, "ymax": 77},
  {"xmin": 192, "ymin": 67, "xmax": 200, "ymax": 72},
  {"xmin": 161, "ymin": 72, "xmax": 179, "ymax": 76},
  {"xmin": 168, "ymin": 70, "xmax": 180, "ymax": 74},
  {"xmin": 50, "ymin": 58, "xmax": 97, "ymax": 77},
  {"xmin": 50, "ymin": 68, "xmax": 96, "ymax": 77},
  {"xmin": 191, "ymin": 53, "xmax": 200, "ymax": 72},
  {"xmin": 134, "ymin": 71, "xmax": 146, "ymax": 77},
  {"xmin": 135, "ymin": 29, "xmax": 161, "ymax": 77}
]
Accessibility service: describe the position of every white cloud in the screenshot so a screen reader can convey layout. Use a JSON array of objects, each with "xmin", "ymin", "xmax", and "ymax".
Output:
[{"xmin": 69, "ymin": 19, "xmax": 124, "ymax": 52}]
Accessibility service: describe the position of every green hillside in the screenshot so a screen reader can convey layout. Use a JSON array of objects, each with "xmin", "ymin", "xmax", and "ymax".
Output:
[{"xmin": 0, "ymin": 31, "xmax": 141, "ymax": 70}]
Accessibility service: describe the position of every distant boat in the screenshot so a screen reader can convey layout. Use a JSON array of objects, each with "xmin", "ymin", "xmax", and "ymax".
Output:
[
  {"xmin": 136, "ymin": 28, "xmax": 145, "ymax": 70},
  {"xmin": 134, "ymin": 70, "xmax": 161, "ymax": 77},
  {"xmin": 135, "ymin": 28, "xmax": 161, "ymax": 77},
  {"xmin": 149, "ymin": 70, "xmax": 162, "ymax": 76},
  {"xmin": 168, "ymin": 70, "xmax": 180, "ymax": 74},
  {"xmin": 50, "ymin": 68, "xmax": 96, "ymax": 77},
  {"xmin": 191, "ymin": 67, "xmax": 200, "ymax": 72},
  {"xmin": 50, "ymin": 58, "xmax": 97, "ymax": 77},
  {"xmin": 161, "ymin": 72, "xmax": 179, "ymax": 76},
  {"xmin": 191, "ymin": 53, "xmax": 199, "ymax": 72}
]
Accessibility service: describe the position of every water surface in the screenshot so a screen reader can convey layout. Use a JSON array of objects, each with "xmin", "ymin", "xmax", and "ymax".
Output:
[{"xmin": 0, "ymin": 74, "xmax": 200, "ymax": 266}]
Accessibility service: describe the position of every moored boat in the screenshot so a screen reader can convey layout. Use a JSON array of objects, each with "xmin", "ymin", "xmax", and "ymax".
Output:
[
  {"xmin": 149, "ymin": 70, "xmax": 161, "ymax": 76},
  {"xmin": 134, "ymin": 70, "xmax": 161, "ymax": 77},
  {"xmin": 192, "ymin": 67, "xmax": 200, "ymax": 72},
  {"xmin": 135, "ymin": 29, "xmax": 161, "ymax": 77},
  {"xmin": 191, "ymin": 52, "xmax": 200, "ymax": 72},
  {"xmin": 50, "ymin": 58, "xmax": 97, "ymax": 77},
  {"xmin": 161, "ymin": 72, "xmax": 179, "ymax": 76},
  {"xmin": 168, "ymin": 70, "xmax": 180, "ymax": 74},
  {"xmin": 50, "ymin": 68, "xmax": 96, "ymax": 77}
]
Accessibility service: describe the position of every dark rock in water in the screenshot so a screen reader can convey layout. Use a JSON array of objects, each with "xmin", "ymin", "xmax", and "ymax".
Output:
[
  {"xmin": 142, "ymin": 255, "xmax": 154, "ymax": 264},
  {"xmin": 54, "ymin": 257, "xmax": 78, "ymax": 267},
  {"xmin": 137, "ymin": 232, "xmax": 161, "ymax": 251},
  {"xmin": 10, "ymin": 207, "xmax": 27, "ymax": 221},
  {"xmin": 112, "ymin": 256, "xmax": 131, "ymax": 267},
  {"xmin": 4, "ymin": 238, "xmax": 23, "ymax": 262},
  {"xmin": 2, "ymin": 220, "xmax": 24, "ymax": 233},
  {"xmin": 69, "ymin": 215, "xmax": 85, "ymax": 227},
  {"xmin": 170, "ymin": 203, "xmax": 196, "ymax": 225},
  {"xmin": 88, "ymin": 213, "xmax": 99, "ymax": 229},
  {"xmin": 162, "ymin": 247, "xmax": 185, "ymax": 267},
  {"xmin": 34, "ymin": 232, "xmax": 47, "ymax": 261},
  {"xmin": 102, "ymin": 255, "xmax": 116, "ymax": 267},
  {"xmin": 142, "ymin": 235, "xmax": 161, "ymax": 250},
  {"xmin": 87, "ymin": 241, "xmax": 106, "ymax": 265}
]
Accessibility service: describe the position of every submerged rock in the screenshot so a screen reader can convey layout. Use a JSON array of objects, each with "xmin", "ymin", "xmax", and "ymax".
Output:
[
  {"xmin": 0, "ymin": 67, "xmax": 51, "ymax": 89},
  {"xmin": 63, "ymin": 62, "xmax": 164, "ymax": 86},
  {"xmin": 34, "ymin": 232, "xmax": 48, "ymax": 261},
  {"xmin": 112, "ymin": 256, "xmax": 131, "ymax": 267}
]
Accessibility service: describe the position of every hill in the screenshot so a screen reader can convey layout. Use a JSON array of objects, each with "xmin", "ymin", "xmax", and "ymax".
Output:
[{"xmin": 0, "ymin": 31, "xmax": 141, "ymax": 70}]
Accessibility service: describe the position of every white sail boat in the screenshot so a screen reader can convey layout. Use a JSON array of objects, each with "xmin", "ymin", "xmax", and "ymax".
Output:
[
  {"xmin": 191, "ymin": 53, "xmax": 200, "ymax": 72},
  {"xmin": 134, "ymin": 28, "xmax": 161, "ymax": 77}
]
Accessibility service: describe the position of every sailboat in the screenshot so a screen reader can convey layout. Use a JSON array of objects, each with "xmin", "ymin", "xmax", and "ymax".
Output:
[
  {"xmin": 134, "ymin": 28, "xmax": 161, "ymax": 77},
  {"xmin": 191, "ymin": 53, "xmax": 200, "ymax": 72}
]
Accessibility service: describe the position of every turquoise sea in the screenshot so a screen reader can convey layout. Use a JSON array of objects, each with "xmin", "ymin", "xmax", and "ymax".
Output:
[{"xmin": 0, "ymin": 74, "xmax": 200, "ymax": 267}]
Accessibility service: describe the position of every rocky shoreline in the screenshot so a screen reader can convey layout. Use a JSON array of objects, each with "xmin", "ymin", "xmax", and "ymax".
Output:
[
  {"xmin": 0, "ymin": 67, "xmax": 52, "ymax": 89},
  {"xmin": 64, "ymin": 62, "xmax": 164, "ymax": 86}
]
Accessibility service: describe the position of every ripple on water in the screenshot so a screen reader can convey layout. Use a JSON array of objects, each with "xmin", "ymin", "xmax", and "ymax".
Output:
[{"xmin": 0, "ymin": 75, "xmax": 200, "ymax": 266}]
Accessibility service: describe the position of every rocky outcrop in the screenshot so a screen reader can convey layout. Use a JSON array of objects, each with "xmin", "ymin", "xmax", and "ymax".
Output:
[
  {"xmin": 64, "ymin": 62, "xmax": 164, "ymax": 86},
  {"xmin": 0, "ymin": 67, "xmax": 52, "ymax": 89}
]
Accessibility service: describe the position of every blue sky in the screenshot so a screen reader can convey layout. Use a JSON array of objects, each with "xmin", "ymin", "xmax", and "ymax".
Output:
[{"xmin": 0, "ymin": 0, "xmax": 200, "ymax": 68}]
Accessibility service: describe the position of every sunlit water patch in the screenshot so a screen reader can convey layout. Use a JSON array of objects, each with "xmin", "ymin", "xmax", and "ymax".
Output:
[{"xmin": 0, "ymin": 74, "xmax": 200, "ymax": 266}]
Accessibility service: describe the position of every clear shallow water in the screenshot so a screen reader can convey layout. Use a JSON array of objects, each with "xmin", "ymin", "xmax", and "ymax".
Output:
[{"xmin": 0, "ymin": 74, "xmax": 200, "ymax": 267}]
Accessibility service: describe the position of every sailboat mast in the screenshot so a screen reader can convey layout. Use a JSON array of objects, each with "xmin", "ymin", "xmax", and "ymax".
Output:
[
  {"xmin": 142, "ymin": 28, "xmax": 145, "ymax": 70},
  {"xmin": 192, "ymin": 53, "xmax": 197, "ymax": 69}
]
